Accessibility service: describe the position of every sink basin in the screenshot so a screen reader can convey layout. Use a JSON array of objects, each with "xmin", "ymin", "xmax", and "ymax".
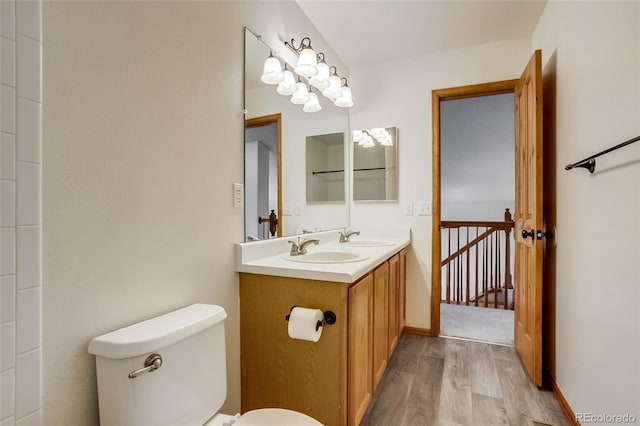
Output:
[
  {"xmin": 283, "ymin": 250, "xmax": 369, "ymax": 264},
  {"xmin": 346, "ymin": 240, "xmax": 395, "ymax": 247}
]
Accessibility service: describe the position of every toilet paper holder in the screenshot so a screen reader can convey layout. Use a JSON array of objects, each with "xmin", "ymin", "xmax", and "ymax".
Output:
[{"xmin": 285, "ymin": 306, "xmax": 337, "ymax": 331}]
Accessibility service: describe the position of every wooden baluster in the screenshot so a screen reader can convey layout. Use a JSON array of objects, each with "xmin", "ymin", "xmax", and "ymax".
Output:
[
  {"xmin": 457, "ymin": 228, "xmax": 461, "ymax": 304},
  {"xmin": 495, "ymin": 231, "xmax": 500, "ymax": 309},
  {"xmin": 446, "ymin": 228, "xmax": 451, "ymax": 304},
  {"xmin": 465, "ymin": 227, "xmax": 470, "ymax": 305},
  {"xmin": 474, "ymin": 226, "xmax": 479, "ymax": 307},
  {"xmin": 504, "ymin": 209, "xmax": 512, "ymax": 310},
  {"xmin": 483, "ymin": 228, "xmax": 488, "ymax": 308}
]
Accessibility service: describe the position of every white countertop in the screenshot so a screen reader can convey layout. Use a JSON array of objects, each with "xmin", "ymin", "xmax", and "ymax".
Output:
[{"xmin": 235, "ymin": 228, "xmax": 411, "ymax": 283}]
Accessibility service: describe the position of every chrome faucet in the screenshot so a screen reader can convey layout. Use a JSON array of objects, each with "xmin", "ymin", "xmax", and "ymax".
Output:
[
  {"xmin": 288, "ymin": 237, "xmax": 320, "ymax": 256},
  {"xmin": 339, "ymin": 229, "xmax": 360, "ymax": 243}
]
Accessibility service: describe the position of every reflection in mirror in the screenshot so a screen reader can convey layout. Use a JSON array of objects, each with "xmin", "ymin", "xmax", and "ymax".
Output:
[
  {"xmin": 245, "ymin": 115, "xmax": 281, "ymax": 241},
  {"xmin": 244, "ymin": 28, "xmax": 349, "ymax": 240},
  {"xmin": 306, "ymin": 133, "xmax": 345, "ymax": 203},
  {"xmin": 353, "ymin": 127, "xmax": 398, "ymax": 202}
]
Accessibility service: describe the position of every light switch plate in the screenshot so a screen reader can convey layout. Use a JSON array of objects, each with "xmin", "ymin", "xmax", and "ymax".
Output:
[
  {"xmin": 233, "ymin": 183, "xmax": 243, "ymax": 207},
  {"xmin": 403, "ymin": 202, "xmax": 413, "ymax": 215},
  {"xmin": 282, "ymin": 204, "xmax": 293, "ymax": 216},
  {"xmin": 416, "ymin": 201, "xmax": 432, "ymax": 216}
]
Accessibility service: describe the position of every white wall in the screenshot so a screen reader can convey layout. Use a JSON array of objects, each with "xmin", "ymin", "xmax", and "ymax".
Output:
[
  {"xmin": 41, "ymin": 1, "xmax": 343, "ymax": 425},
  {"xmin": 441, "ymin": 93, "xmax": 515, "ymax": 221},
  {"xmin": 350, "ymin": 37, "xmax": 532, "ymax": 328},
  {"xmin": 533, "ymin": 0, "xmax": 640, "ymax": 418},
  {"xmin": 1, "ymin": 0, "xmax": 43, "ymax": 424}
]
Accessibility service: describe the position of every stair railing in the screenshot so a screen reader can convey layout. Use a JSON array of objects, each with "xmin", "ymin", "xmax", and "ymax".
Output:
[{"xmin": 440, "ymin": 208, "xmax": 514, "ymax": 310}]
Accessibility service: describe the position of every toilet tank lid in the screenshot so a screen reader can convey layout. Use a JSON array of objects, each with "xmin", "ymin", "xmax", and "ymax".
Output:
[{"xmin": 88, "ymin": 304, "xmax": 227, "ymax": 359}]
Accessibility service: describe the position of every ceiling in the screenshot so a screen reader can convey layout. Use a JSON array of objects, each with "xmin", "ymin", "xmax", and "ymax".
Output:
[{"xmin": 295, "ymin": 0, "xmax": 547, "ymax": 69}]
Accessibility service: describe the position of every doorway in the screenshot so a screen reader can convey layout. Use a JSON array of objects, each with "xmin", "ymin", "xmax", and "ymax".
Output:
[
  {"xmin": 244, "ymin": 114, "xmax": 282, "ymax": 240},
  {"xmin": 431, "ymin": 80, "xmax": 519, "ymax": 346}
]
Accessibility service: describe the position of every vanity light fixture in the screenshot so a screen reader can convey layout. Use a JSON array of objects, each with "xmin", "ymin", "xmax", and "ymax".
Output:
[
  {"xmin": 303, "ymin": 92, "xmax": 322, "ymax": 113},
  {"xmin": 260, "ymin": 52, "xmax": 284, "ymax": 84},
  {"xmin": 291, "ymin": 77, "xmax": 311, "ymax": 105},
  {"xmin": 334, "ymin": 78, "xmax": 353, "ymax": 108},
  {"xmin": 289, "ymin": 37, "xmax": 319, "ymax": 77},
  {"xmin": 309, "ymin": 53, "xmax": 331, "ymax": 90},
  {"xmin": 277, "ymin": 65, "xmax": 297, "ymax": 95},
  {"xmin": 322, "ymin": 66, "xmax": 343, "ymax": 100}
]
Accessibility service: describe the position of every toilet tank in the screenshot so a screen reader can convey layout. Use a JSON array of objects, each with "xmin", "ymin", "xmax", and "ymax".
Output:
[{"xmin": 88, "ymin": 304, "xmax": 228, "ymax": 426}]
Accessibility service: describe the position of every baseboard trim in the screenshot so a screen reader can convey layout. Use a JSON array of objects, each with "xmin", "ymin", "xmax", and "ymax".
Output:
[
  {"xmin": 403, "ymin": 326, "xmax": 435, "ymax": 337},
  {"xmin": 546, "ymin": 372, "xmax": 580, "ymax": 426}
]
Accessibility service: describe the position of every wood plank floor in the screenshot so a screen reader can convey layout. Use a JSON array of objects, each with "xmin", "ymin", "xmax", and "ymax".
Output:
[{"xmin": 361, "ymin": 334, "xmax": 570, "ymax": 426}]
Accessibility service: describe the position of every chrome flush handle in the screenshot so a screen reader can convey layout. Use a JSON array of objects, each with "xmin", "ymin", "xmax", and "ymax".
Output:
[{"xmin": 128, "ymin": 353, "xmax": 163, "ymax": 379}]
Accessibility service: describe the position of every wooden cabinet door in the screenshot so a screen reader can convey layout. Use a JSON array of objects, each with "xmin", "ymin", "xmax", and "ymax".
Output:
[
  {"xmin": 399, "ymin": 249, "xmax": 406, "ymax": 333},
  {"xmin": 348, "ymin": 273, "xmax": 373, "ymax": 426},
  {"xmin": 372, "ymin": 262, "xmax": 389, "ymax": 390},
  {"xmin": 387, "ymin": 255, "xmax": 400, "ymax": 355}
]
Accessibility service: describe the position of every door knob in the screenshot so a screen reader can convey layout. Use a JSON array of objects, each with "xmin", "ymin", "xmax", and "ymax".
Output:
[{"xmin": 522, "ymin": 229, "xmax": 535, "ymax": 240}]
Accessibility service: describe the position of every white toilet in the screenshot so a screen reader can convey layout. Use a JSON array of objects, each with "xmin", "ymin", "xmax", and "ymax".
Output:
[{"xmin": 88, "ymin": 304, "xmax": 323, "ymax": 426}]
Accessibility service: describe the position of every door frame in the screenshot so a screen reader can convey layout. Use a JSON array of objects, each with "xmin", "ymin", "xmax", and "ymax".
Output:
[
  {"xmin": 245, "ymin": 113, "xmax": 283, "ymax": 238},
  {"xmin": 430, "ymin": 80, "xmax": 519, "ymax": 335}
]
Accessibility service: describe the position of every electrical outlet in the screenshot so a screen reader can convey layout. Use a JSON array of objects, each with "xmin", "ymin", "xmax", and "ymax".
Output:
[
  {"xmin": 416, "ymin": 202, "xmax": 432, "ymax": 216},
  {"xmin": 295, "ymin": 204, "xmax": 304, "ymax": 216},
  {"xmin": 233, "ymin": 183, "xmax": 243, "ymax": 207},
  {"xmin": 403, "ymin": 202, "xmax": 413, "ymax": 215},
  {"xmin": 282, "ymin": 204, "xmax": 293, "ymax": 216}
]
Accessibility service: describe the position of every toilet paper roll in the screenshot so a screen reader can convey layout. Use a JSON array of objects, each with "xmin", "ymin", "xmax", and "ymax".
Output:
[{"xmin": 287, "ymin": 307, "xmax": 324, "ymax": 342}]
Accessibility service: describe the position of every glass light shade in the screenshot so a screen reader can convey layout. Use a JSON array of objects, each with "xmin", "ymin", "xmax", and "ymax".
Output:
[
  {"xmin": 291, "ymin": 81, "xmax": 310, "ymax": 104},
  {"xmin": 294, "ymin": 47, "xmax": 318, "ymax": 77},
  {"xmin": 322, "ymin": 74, "xmax": 343, "ymax": 100},
  {"xmin": 362, "ymin": 135, "xmax": 375, "ymax": 148},
  {"xmin": 352, "ymin": 130, "xmax": 364, "ymax": 143},
  {"xmin": 369, "ymin": 128, "xmax": 386, "ymax": 138},
  {"xmin": 335, "ymin": 86, "xmax": 354, "ymax": 108},
  {"xmin": 303, "ymin": 93, "xmax": 322, "ymax": 113},
  {"xmin": 260, "ymin": 55, "xmax": 284, "ymax": 85},
  {"xmin": 378, "ymin": 135, "xmax": 393, "ymax": 146},
  {"xmin": 276, "ymin": 70, "xmax": 297, "ymax": 95},
  {"xmin": 309, "ymin": 61, "xmax": 330, "ymax": 90}
]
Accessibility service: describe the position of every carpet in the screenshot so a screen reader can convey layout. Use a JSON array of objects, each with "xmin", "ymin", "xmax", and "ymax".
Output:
[{"xmin": 440, "ymin": 303, "xmax": 514, "ymax": 346}]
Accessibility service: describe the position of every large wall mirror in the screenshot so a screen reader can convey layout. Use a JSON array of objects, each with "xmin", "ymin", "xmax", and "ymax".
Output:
[
  {"xmin": 244, "ymin": 28, "xmax": 349, "ymax": 241},
  {"xmin": 353, "ymin": 127, "xmax": 398, "ymax": 201}
]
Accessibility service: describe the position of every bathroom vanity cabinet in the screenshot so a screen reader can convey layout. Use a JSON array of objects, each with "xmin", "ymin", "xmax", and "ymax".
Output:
[{"xmin": 239, "ymin": 249, "xmax": 407, "ymax": 426}]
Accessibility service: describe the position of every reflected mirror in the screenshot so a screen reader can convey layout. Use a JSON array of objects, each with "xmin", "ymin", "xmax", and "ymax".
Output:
[
  {"xmin": 353, "ymin": 127, "xmax": 398, "ymax": 202},
  {"xmin": 244, "ymin": 28, "xmax": 349, "ymax": 240},
  {"xmin": 306, "ymin": 132, "xmax": 345, "ymax": 203}
]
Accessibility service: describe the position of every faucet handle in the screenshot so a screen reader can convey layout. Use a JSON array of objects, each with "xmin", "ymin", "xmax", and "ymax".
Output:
[{"xmin": 288, "ymin": 238, "xmax": 300, "ymax": 256}]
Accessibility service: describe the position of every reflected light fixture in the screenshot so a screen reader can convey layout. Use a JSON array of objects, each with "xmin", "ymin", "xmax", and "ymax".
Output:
[
  {"xmin": 309, "ymin": 53, "xmax": 331, "ymax": 90},
  {"xmin": 276, "ymin": 65, "xmax": 297, "ymax": 95},
  {"xmin": 260, "ymin": 52, "xmax": 284, "ymax": 85},
  {"xmin": 290, "ymin": 77, "xmax": 311, "ymax": 104},
  {"xmin": 303, "ymin": 92, "xmax": 322, "ymax": 113}
]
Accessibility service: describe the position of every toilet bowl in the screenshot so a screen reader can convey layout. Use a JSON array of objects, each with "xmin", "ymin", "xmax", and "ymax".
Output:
[
  {"xmin": 207, "ymin": 408, "xmax": 322, "ymax": 426},
  {"xmin": 88, "ymin": 304, "xmax": 323, "ymax": 426}
]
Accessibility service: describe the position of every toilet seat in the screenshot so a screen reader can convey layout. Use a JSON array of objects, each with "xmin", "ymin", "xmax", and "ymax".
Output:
[{"xmin": 234, "ymin": 408, "xmax": 323, "ymax": 426}]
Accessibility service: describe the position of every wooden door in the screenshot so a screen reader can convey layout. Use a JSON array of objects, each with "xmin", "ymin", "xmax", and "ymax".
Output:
[
  {"xmin": 387, "ymin": 255, "xmax": 400, "ymax": 355},
  {"xmin": 372, "ymin": 263, "xmax": 389, "ymax": 391},
  {"xmin": 514, "ymin": 49, "xmax": 543, "ymax": 387},
  {"xmin": 348, "ymin": 273, "xmax": 373, "ymax": 426}
]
